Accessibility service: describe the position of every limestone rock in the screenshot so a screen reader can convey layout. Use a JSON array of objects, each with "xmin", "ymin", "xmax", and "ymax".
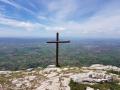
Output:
[
  {"xmin": 90, "ymin": 64, "xmax": 120, "ymax": 71},
  {"xmin": 25, "ymin": 76, "xmax": 36, "ymax": 81},
  {"xmin": 0, "ymin": 71, "xmax": 12, "ymax": 74},
  {"xmin": 62, "ymin": 68, "xmax": 69, "ymax": 71},
  {"xmin": 0, "ymin": 84, "xmax": 3, "ymax": 90},
  {"xmin": 86, "ymin": 87, "xmax": 94, "ymax": 90},
  {"xmin": 43, "ymin": 67, "xmax": 61, "ymax": 74},
  {"xmin": 47, "ymin": 65, "xmax": 56, "ymax": 68},
  {"xmin": 26, "ymin": 68, "xmax": 33, "ymax": 71},
  {"xmin": 1, "ymin": 64, "xmax": 120, "ymax": 90},
  {"xmin": 70, "ymin": 71, "xmax": 113, "ymax": 84},
  {"xmin": 47, "ymin": 72, "xmax": 58, "ymax": 78}
]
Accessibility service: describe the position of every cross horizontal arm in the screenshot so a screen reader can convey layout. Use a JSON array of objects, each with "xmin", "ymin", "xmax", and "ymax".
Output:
[
  {"xmin": 47, "ymin": 41, "xmax": 70, "ymax": 43},
  {"xmin": 58, "ymin": 41, "xmax": 70, "ymax": 43}
]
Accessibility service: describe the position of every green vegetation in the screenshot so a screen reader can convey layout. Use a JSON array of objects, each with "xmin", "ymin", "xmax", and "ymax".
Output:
[
  {"xmin": 107, "ymin": 70, "xmax": 120, "ymax": 76},
  {"xmin": 0, "ymin": 38, "xmax": 120, "ymax": 70},
  {"xmin": 69, "ymin": 80, "xmax": 120, "ymax": 90}
]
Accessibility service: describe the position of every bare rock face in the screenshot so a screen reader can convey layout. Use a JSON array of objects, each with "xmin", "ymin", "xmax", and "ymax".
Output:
[
  {"xmin": 0, "ymin": 64, "xmax": 120, "ymax": 90},
  {"xmin": 26, "ymin": 68, "xmax": 34, "ymax": 72},
  {"xmin": 70, "ymin": 71, "xmax": 113, "ymax": 84},
  {"xmin": 43, "ymin": 68, "xmax": 61, "ymax": 73},
  {"xmin": 47, "ymin": 65, "xmax": 56, "ymax": 68},
  {"xmin": 36, "ymin": 75, "xmax": 71, "ymax": 90},
  {"xmin": 0, "ymin": 84, "xmax": 3, "ymax": 90},
  {"xmin": 12, "ymin": 76, "xmax": 36, "ymax": 88},
  {"xmin": 86, "ymin": 87, "xmax": 94, "ymax": 90},
  {"xmin": 36, "ymin": 65, "xmax": 71, "ymax": 90},
  {"xmin": 43, "ymin": 65, "xmax": 61, "ymax": 74},
  {"xmin": 0, "ymin": 71, "xmax": 12, "ymax": 74},
  {"xmin": 90, "ymin": 64, "xmax": 120, "ymax": 71}
]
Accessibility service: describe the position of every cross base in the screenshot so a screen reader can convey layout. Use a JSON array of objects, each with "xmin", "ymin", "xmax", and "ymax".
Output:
[{"xmin": 56, "ymin": 64, "xmax": 60, "ymax": 67}]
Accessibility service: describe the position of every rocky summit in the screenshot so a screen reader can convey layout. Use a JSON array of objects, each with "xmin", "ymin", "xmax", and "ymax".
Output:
[{"xmin": 0, "ymin": 64, "xmax": 120, "ymax": 90}]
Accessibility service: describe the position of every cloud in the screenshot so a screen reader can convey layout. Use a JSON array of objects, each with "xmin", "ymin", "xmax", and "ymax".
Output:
[
  {"xmin": 43, "ymin": 0, "xmax": 104, "ymax": 22},
  {"xmin": 46, "ymin": 0, "xmax": 120, "ymax": 38},
  {"xmin": 0, "ymin": 0, "xmax": 35, "ymax": 15},
  {"xmin": 0, "ymin": 0, "xmax": 120, "ymax": 38},
  {"xmin": 44, "ymin": 0, "xmax": 78, "ymax": 21},
  {"xmin": 0, "ymin": 14, "xmax": 66, "ymax": 32},
  {"xmin": 38, "ymin": 15, "xmax": 47, "ymax": 20},
  {"xmin": 0, "ymin": 16, "xmax": 45, "ymax": 31},
  {"xmin": 45, "ymin": 26, "xmax": 66, "ymax": 32}
]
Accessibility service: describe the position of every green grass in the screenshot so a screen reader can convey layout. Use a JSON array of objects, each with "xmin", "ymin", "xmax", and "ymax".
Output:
[
  {"xmin": 107, "ymin": 70, "xmax": 120, "ymax": 76},
  {"xmin": 69, "ymin": 80, "xmax": 120, "ymax": 90}
]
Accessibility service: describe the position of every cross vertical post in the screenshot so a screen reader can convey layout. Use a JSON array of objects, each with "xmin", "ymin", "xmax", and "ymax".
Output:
[
  {"xmin": 56, "ymin": 32, "xmax": 59, "ymax": 67},
  {"xmin": 47, "ymin": 32, "xmax": 70, "ymax": 67}
]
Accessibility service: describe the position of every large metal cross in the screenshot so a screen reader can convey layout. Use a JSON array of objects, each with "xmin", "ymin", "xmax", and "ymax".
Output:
[{"xmin": 47, "ymin": 32, "xmax": 70, "ymax": 67}]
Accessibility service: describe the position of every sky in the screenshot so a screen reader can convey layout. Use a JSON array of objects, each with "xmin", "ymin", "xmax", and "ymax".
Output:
[{"xmin": 0, "ymin": 0, "xmax": 120, "ymax": 38}]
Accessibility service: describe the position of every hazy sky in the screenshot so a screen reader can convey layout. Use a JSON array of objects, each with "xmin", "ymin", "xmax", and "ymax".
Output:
[{"xmin": 0, "ymin": 0, "xmax": 120, "ymax": 38}]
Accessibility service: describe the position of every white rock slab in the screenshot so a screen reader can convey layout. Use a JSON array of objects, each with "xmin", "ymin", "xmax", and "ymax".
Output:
[{"xmin": 86, "ymin": 87, "xmax": 94, "ymax": 90}]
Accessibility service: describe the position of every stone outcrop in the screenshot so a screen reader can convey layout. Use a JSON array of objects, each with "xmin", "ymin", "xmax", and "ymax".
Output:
[
  {"xmin": 70, "ymin": 71, "xmax": 113, "ymax": 84},
  {"xmin": 12, "ymin": 76, "xmax": 36, "ymax": 88},
  {"xmin": 0, "ymin": 71, "xmax": 12, "ymax": 74},
  {"xmin": 0, "ymin": 64, "xmax": 120, "ymax": 90},
  {"xmin": 89, "ymin": 64, "xmax": 120, "ymax": 71},
  {"xmin": 86, "ymin": 87, "xmax": 94, "ymax": 90}
]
